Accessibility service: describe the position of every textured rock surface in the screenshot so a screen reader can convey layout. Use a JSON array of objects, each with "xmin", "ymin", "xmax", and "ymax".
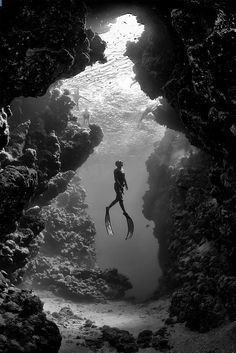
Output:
[
  {"xmin": 16, "ymin": 90, "xmax": 104, "ymax": 203},
  {"xmin": 73, "ymin": 323, "xmax": 171, "ymax": 353},
  {"xmin": 123, "ymin": 0, "xmax": 236, "ymax": 334},
  {"xmin": 0, "ymin": 0, "xmax": 235, "ymax": 349},
  {"xmin": 0, "ymin": 1, "xmax": 106, "ymax": 350},
  {"xmin": 0, "ymin": 0, "xmax": 106, "ymax": 107},
  {"xmin": 101, "ymin": 326, "xmax": 138, "ymax": 353},
  {"xmin": 144, "ymin": 129, "xmax": 236, "ymax": 332},
  {"xmin": 0, "ymin": 286, "xmax": 61, "ymax": 353},
  {"xmin": 0, "ymin": 0, "xmax": 105, "ymax": 280},
  {"xmin": 126, "ymin": 1, "xmax": 236, "ymax": 169},
  {"xmin": 143, "ymin": 129, "xmax": 194, "ymax": 270},
  {"xmin": 25, "ymin": 175, "xmax": 132, "ymax": 302},
  {"xmin": 0, "ymin": 166, "xmax": 38, "ymax": 236},
  {"xmin": 0, "ymin": 90, "xmax": 103, "ymax": 351},
  {"xmin": 0, "ymin": 268, "xmax": 61, "ymax": 353},
  {"xmin": 0, "ymin": 89, "xmax": 103, "ymax": 285}
]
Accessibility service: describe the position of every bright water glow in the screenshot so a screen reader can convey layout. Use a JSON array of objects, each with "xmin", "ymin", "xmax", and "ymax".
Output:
[{"xmin": 62, "ymin": 14, "xmax": 165, "ymax": 301}]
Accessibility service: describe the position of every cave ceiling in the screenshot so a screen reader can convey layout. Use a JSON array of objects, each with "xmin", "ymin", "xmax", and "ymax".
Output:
[{"xmin": 0, "ymin": 0, "xmax": 235, "ymax": 165}]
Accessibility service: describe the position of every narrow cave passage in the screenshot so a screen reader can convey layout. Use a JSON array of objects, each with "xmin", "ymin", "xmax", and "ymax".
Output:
[{"xmin": 62, "ymin": 14, "xmax": 165, "ymax": 301}]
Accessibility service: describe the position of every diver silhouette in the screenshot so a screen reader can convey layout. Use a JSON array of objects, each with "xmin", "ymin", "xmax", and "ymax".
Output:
[
  {"xmin": 106, "ymin": 160, "xmax": 128, "ymax": 215},
  {"xmin": 82, "ymin": 108, "xmax": 90, "ymax": 126},
  {"xmin": 105, "ymin": 161, "xmax": 134, "ymax": 239}
]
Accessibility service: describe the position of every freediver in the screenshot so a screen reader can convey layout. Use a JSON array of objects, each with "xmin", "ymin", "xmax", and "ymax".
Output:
[
  {"xmin": 106, "ymin": 160, "xmax": 129, "ymax": 216},
  {"xmin": 105, "ymin": 161, "xmax": 134, "ymax": 239},
  {"xmin": 82, "ymin": 107, "xmax": 90, "ymax": 126}
]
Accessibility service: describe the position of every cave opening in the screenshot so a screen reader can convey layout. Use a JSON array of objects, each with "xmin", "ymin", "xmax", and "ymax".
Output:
[
  {"xmin": 1, "ymin": 0, "xmax": 236, "ymax": 351},
  {"xmin": 10, "ymin": 13, "xmax": 166, "ymax": 304},
  {"xmin": 60, "ymin": 13, "xmax": 165, "ymax": 301}
]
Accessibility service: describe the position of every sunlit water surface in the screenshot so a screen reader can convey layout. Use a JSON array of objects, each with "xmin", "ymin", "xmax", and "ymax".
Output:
[{"xmin": 62, "ymin": 15, "xmax": 165, "ymax": 301}]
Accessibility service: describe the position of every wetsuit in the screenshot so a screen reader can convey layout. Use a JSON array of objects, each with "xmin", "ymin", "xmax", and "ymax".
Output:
[
  {"xmin": 107, "ymin": 166, "xmax": 128, "ymax": 213},
  {"xmin": 114, "ymin": 167, "xmax": 127, "ymax": 201},
  {"xmin": 83, "ymin": 110, "xmax": 90, "ymax": 125}
]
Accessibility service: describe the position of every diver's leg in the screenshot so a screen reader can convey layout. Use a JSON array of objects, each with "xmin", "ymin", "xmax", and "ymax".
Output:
[
  {"xmin": 117, "ymin": 189, "xmax": 127, "ymax": 215},
  {"xmin": 118, "ymin": 199, "xmax": 127, "ymax": 214},
  {"xmin": 107, "ymin": 197, "xmax": 119, "ymax": 210}
]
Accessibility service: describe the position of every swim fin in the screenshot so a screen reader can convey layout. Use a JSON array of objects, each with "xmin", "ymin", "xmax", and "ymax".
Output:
[
  {"xmin": 124, "ymin": 212, "xmax": 134, "ymax": 240},
  {"xmin": 105, "ymin": 208, "xmax": 114, "ymax": 236}
]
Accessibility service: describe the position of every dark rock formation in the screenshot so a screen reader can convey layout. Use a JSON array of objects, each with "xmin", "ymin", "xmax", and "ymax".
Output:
[
  {"xmin": 8, "ymin": 89, "xmax": 104, "ymax": 203},
  {"xmin": 0, "ymin": 88, "xmax": 103, "ymax": 284},
  {"xmin": 60, "ymin": 123, "xmax": 103, "ymax": 172},
  {"xmin": 0, "ymin": 166, "xmax": 38, "ymax": 236},
  {"xmin": 0, "ymin": 0, "xmax": 235, "ymax": 348},
  {"xmin": 144, "ymin": 129, "xmax": 236, "ymax": 332},
  {"xmin": 126, "ymin": 1, "xmax": 236, "ymax": 171},
  {"xmin": 36, "ymin": 170, "xmax": 75, "ymax": 206},
  {"xmin": 153, "ymin": 97, "xmax": 186, "ymax": 133},
  {"xmin": 137, "ymin": 327, "xmax": 171, "ymax": 351},
  {"xmin": 0, "ymin": 0, "xmax": 106, "ymax": 107},
  {"xmin": 75, "ymin": 324, "xmax": 171, "ymax": 352},
  {"xmin": 143, "ymin": 129, "xmax": 195, "ymax": 270},
  {"xmin": 137, "ymin": 330, "xmax": 153, "ymax": 348},
  {"xmin": 24, "ymin": 175, "xmax": 132, "ymax": 302},
  {"xmin": 0, "ymin": 1, "xmax": 107, "ymax": 349},
  {"xmin": 101, "ymin": 326, "xmax": 138, "ymax": 353},
  {"xmin": 0, "ymin": 286, "xmax": 61, "ymax": 353},
  {"xmin": 0, "ymin": 89, "xmax": 103, "ymax": 350}
]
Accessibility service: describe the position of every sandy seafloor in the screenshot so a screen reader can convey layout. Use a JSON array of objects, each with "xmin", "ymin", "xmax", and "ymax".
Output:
[{"xmin": 36, "ymin": 290, "xmax": 236, "ymax": 353}]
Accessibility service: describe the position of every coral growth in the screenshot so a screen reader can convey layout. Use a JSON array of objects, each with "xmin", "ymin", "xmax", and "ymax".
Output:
[
  {"xmin": 0, "ymin": 282, "xmax": 61, "ymax": 353},
  {"xmin": 144, "ymin": 129, "xmax": 236, "ymax": 332},
  {"xmin": 126, "ymin": 1, "xmax": 236, "ymax": 168},
  {"xmin": 25, "ymin": 176, "xmax": 132, "ymax": 302},
  {"xmin": 0, "ymin": 0, "xmax": 106, "ymax": 106},
  {"xmin": 0, "ymin": 0, "xmax": 235, "ymax": 350},
  {"xmin": 0, "ymin": 1, "xmax": 106, "ymax": 347}
]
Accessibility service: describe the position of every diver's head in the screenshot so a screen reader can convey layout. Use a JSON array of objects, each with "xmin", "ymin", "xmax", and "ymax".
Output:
[{"xmin": 115, "ymin": 160, "xmax": 123, "ymax": 168}]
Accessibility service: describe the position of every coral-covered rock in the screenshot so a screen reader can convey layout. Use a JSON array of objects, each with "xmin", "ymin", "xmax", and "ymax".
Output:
[
  {"xmin": 101, "ymin": 326, "xmax": 138, "ymax": 353},
  {"xmin": 126, "ymin": 2, "xmax": 236, "ymax": 170},
  {"xmin": 137, "ymin": 330, "xmax": 153, "ymax": 348},
  {"xmin": 8, "ymin": 89, "xmax": 104, "ymax": 202},
  {"xmin": 0, "ymin": 0, "xmax": 235, "ymax": 346},
  {"xmin": 25, "ymin": 176, "xmax": 132, "ymax": 301},
  {"xmin": 6, "ymin": 121, "xmax": 31, "ymax": 158},
  {"xmin": 0, "ymin": 227, "xmax": 44, "ymax": 284},
  {"xmin": 36, "ymin": 170, "xmax": 75, "ymax": 206},
  {"xmin": 144, "ymin": 129, "xmax": 236, "ymax": 331},
  {"xmin": 0, "ymin": 287, "xmax": 61, "ymax": 353},
  {"xmin": 0, "ymin": 166, "xmax": 38, "ymax": 236},
  {"xmin": 143, "ymin": 129, "xmax": 194, "ymax": 270},
  {"xmin": 0, "ymin": 0, "xmax": 106, "ymax": 106},
  {"xmin": 60, "ymin": 123, "xmax": 103, "ymax": 171}
]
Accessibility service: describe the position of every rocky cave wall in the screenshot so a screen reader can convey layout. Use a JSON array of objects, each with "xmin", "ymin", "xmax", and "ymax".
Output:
[
  {"xmin": 24, "ymin": 174, "xmax": 132, "ymax": 302},
  {"xmin": 125, "ymin": 0, "xmax": 236, "ymax": 333},
  {"xmin": 0, "ymin": 90, "xmax": 104, "ymax": 352},
  {"xmin": 0, "ymin": 0, "xmax": 107, "ymax": 349},
  {"xmin": 125, "ymin": 0, "xmax": 236, "ymax": 168},
  {"xmin": 0, "ymin": 0, "xmax": 235, "ymax": 351},
  {"xmin": 143, "ymin": 130, "xmax": 236, "ymax": 332}
]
